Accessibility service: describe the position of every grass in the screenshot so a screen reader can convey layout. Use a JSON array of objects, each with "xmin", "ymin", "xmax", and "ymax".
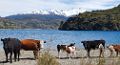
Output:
[
  {"xmin": 97, "ymin": 58, "xmax": 105, "ymax": 65},
  {"xmin": 37, "ymin": 51, "xmax": 60, "ymax": 65},
  {"xmin": 79, "ymin": 57, "xmax": 120, "ymax": 65}
]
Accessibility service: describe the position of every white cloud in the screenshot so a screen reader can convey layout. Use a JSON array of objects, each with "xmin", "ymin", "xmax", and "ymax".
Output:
[{"xmin": 0, "ymin": 0, "xmax": 119, "ymax": 17}]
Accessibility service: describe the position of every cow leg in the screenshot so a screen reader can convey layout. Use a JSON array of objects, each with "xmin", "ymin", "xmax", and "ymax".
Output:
[
  {"xmin": 57, "ymin": 45, "xmax": 61, "ymax": 58},
  {"xmin": 14, "ymin": 52, "xmax": 17, "ymax": 62},
  {"xmin": 17, "ymin": 50, "xmax": 20, "ymax": 61},
  {"xmin": 66, "ymin": 53, "xmax": 70, "ymax": 59},
  {"xmin": 87, "ymin": 49, "xmax": 90, "ymax": 57},
  {"xmin": 116, "ymin": 51, "xmax": 119, "ymax": 57},
  {"xmin": 99, "ymin": 48, "xmax": 103, "ymax": 57},
  {"xmin": 72, "ymin": 51, "xmax": 76, "ymax": 58},
  {"xmin": 57, "ymin": 50, "xmax": 60, "ymax": 58},
  {"xmin": 102, "ymin": 50, "xmax": 104, "ymax": 57},
  {"xmin": 36, "ymin": 51, "xmax": 38, "ymax": 59},
  {"xmin": 38, "ymin": 49, "xmax": 40, "ymax": 58},
  {"xmin": 33, "ymin": 50, "xmax": 38, "ymax": 59},
  {"xmin": 5, "ymin": 51, "xmax": 8, "ymax": 62},
  {"xmin": 110, "ymin": 50, "xmax": 113, "ymax": 57},
  {"xmin": 33, "ymin": 51, "xmax": 36, "ymax": 59},
  {"xmin": 58, "ymin": 52, "xmax": 60, "ymax": 58},
  {"xmin": 10, "ymin": 52, "xmax": 13, "ymax": 63}
]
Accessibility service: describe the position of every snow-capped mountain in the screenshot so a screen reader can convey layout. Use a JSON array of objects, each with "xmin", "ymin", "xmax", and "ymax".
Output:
[{"xmin": 29, "ymin": 8, "xmax": 86, "ymax": 17}]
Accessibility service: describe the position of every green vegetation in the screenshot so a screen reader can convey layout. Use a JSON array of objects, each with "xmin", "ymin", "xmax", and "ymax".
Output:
[
  {"xmin": 59, "ymin": 5, "xmax": 120, "ymax": 31},
  {"xmin": 0, "ymin": 17, "xmax": 21, "ymax": 29}
]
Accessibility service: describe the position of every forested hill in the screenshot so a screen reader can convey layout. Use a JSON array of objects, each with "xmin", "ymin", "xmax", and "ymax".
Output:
[{"xmin": 59, "ymin": 5, "xmax": 120, "ymax": 31}]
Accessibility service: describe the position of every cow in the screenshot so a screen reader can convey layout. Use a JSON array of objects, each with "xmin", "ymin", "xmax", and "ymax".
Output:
[
  {"xmin": 20, "ymin": 39, "xmax": 46, "ymax": 59},
  {"xmin": 107, "ymin": 45, "xmax": 120, "ymax": 57},
  {"xmin": 1, "ymin": 38, "xmax": 21, "ymax": 63},
  {"xmin": 57, "ymin": 43, "xmax": 76, "ymax": 58},
  {"xmin": 81, "ymin": 40, "xmax": 105, "ymax": 57}
]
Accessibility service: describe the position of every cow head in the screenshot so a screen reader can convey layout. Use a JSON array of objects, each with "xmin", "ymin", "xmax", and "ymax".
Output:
[
  {"xmin": 1, "ymin": 38, "xmax": 10, "ymax": 49},
  {"xmin": 40, "ymin": 40, "xmax": 46, "ymax": 49},
  {"xmin": 81, "ymin": 41, "xmax": 89, "ymax": 49}
]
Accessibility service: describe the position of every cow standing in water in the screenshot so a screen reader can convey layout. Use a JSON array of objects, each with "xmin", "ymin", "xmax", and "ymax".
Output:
[
  {"xmin": 81, "ymin": 40, "xmax": 105, "ymax": 57},
  {"xmin": 57, "ymin": 43, "xmax": 76, "ymax": 58},
  {"xmin": 107, "ymin": 45, "xmax": 120, "ymax": 57},
  {"xmin": 1, "ymin": 38, "xmax": 21, "ymax": 63},
  {"xmin": 20, "ymin": 39, "xmax": 46, "ymax": 59}
]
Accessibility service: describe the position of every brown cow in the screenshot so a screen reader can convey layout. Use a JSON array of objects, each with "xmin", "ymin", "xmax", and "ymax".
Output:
[
  {"xmin": 20, "ymin": 39, "xmax": 46, "ymax": 59},
  {"xmin": 107, "ymin": 45, "xmax": 120, "ymax": 57}
]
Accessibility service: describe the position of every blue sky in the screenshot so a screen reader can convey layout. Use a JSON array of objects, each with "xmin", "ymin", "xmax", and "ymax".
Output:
[{"xmin": 0, "ymin": 0, "xmax": 120, "ymax": 17}]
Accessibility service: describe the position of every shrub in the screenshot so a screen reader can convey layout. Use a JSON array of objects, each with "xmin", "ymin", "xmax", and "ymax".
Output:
[{"xmin": 37, "ymin": 51, "xmax": 60, "ymax": 65}]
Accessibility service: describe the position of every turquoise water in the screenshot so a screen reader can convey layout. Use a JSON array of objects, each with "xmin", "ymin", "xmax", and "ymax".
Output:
[{"xmin": 0, "ymin": 29, "xmax": 120, "ymax": 49}]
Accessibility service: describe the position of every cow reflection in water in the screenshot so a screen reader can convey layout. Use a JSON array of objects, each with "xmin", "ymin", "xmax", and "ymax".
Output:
[{"xmin": 20, "ymin": 39, "xmax": 46, "ymax": 59}]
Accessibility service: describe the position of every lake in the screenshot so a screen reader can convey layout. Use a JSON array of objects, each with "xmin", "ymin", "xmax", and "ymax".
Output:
[{"xmin": 0, "ymin": 29, "xmax": 120, "ymax": 49}]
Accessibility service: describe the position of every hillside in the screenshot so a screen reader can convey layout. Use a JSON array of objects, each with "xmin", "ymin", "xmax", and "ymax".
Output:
[
  {"xmin": 59, "ymin": 5, "xmax": 120, "ymax": 31},
  {"xmin": 0, "ymin": 14, "xmax": 67, "ymax": 29},
  {"xmin": 0, "ymin": 17, "xmax": 22, "ymax": 29}
]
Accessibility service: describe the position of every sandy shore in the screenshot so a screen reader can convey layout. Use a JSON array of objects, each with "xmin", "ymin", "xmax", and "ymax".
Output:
[{"xmin": 0, "ymin": 48, "xmax": 120, "ymax": 65}]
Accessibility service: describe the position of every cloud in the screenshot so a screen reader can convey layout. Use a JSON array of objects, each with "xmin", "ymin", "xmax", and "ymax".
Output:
[{"xmin": 0, "ymin": 0, "xmax": 119, "ymax": 17}]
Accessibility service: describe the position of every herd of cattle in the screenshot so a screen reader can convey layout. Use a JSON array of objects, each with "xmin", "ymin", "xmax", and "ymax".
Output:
[{"xmin": 1, "ymin": 38, "xmax": 120, "ymax": 63}]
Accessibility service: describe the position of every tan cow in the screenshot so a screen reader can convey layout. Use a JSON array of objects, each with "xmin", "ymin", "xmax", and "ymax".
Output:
[{"xmin": 107, "ymin": 45, "xmax": 120, "ymax": 57}]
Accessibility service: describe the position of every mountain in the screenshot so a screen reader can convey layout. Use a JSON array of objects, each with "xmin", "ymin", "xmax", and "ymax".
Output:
[
  {"xmin": 3, "ymin": 8, "xmax": 85, "ymax": 29},
  {"xmin": 59, "ymin": 5, "xmax": 120, "ymax": 31},
  {"xmin": 25, "ymin": 8, "xmax": 86, "ymax": 17}
]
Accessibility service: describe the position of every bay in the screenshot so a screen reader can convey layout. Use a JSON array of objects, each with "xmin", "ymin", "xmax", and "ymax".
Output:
[{"xmin": 0, "ymin": 29, "xmax": 120, "ymax": 49}]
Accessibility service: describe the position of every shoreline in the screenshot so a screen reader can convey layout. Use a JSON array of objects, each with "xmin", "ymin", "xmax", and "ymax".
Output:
[{"xmin": 0, "ymin": 48, "xmax": 120, "ymax": 65}]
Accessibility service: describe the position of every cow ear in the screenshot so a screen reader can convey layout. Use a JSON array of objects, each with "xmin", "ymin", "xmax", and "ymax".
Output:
[
  {"xmin": 44, "ymin": 41, "xmax": 46, "ymax": 43},
  {"xmin": 81, "ymin": 41, "xmax": 84, "ymax": 43},
  {"xmin": 1, "ymin": 38, "xmax": 4, "ymax": 41},
  {"xmin": 74, "ymin": 43, "xmax": 75, "ymax": 45}
]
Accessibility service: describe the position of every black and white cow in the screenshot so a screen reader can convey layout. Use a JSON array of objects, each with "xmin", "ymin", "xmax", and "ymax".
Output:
[
  {"xmin": 57, "ymin": 43, "xmax": 76, "ymax": 58},
  {"xmin": 81, "ymin": 40, "xmax": 105, "ymax": 57}
]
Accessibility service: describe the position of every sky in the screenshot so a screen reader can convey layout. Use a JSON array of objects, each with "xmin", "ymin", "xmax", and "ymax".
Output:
[{"xmin": 0, "ymin": 0, "xmax": 120, "ymax": 17}]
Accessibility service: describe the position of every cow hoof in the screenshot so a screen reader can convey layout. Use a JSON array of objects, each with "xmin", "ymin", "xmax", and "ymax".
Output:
[
  {"xmin": 10, "ymin": 61, "xmax": 12, "ymax": 63},
  {"xmin": 5, "ymin": 60, "xmax": 8, "ymax": 63}
]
